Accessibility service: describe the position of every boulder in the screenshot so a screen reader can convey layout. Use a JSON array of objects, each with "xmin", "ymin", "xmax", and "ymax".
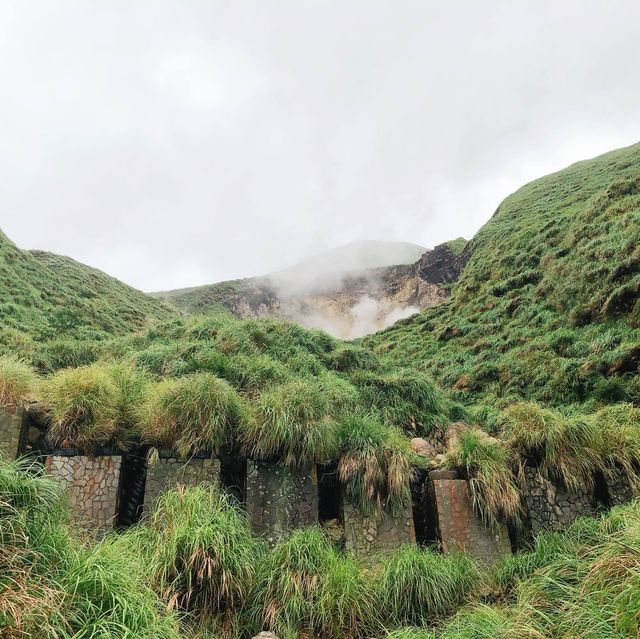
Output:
[{"xmin": 411, "ymin": 437, "xmax": 439, "ymax": 458}]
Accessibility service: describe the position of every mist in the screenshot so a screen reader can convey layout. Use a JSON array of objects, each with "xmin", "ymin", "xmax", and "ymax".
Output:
[
  {"xmin": 257, "ymin": 240, "xmax": 431, "ymax": 338},
  {"xmin": 1, "ymin": 1, "xmax": 639, "ymax": 291}
]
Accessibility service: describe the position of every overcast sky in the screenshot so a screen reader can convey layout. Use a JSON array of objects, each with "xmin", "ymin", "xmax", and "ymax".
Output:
[{"xmin": 1, "ymin": 1, "xmax": 639, "ymax": 291}]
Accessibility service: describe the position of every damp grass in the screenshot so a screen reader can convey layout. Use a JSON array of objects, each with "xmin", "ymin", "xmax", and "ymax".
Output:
[
  {"xmin": 144, "ymin": 485, "xmax": 259, "ymax": 626},
  {"xmin": 44, "ymin": 363, "xmax": 123, "ymax": 451},
  {"xmin": 139, "ymin": 372, "xmax": 246, "ymax": 456},
  {"xmin": 0, "ymin": 457, "xmax": 182, "ymax": 639},
  {"xmin": 241, "ymin": 378, "xmax": 340, "ymax": 467},
  {"xmin": 250, "ymin": 527, "xmax": 377, "ymax": 639},
  {"xmin": 0, "ymin": 355, "xmax": 38, "ymax": 406},
  {"xmin": 338, "ymin": 413, "xmax": 416, "ymax": 517},
  {"xmin": 444, "ymin": 427, "xmax": 522, "ymax": 528},
  {"xmin": 375, "ymin": 545, "xmax": 481, "ymax": 627}
]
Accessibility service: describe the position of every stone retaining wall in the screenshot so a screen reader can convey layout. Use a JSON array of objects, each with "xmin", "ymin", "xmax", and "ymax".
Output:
[
  {"xmin": 143, "ymin": 451, "xmax": 221, "ymax": 515},
  {"xmin": 605, "ymin": 465, "xmax": 634, "ymax": 507},
  {"xmin": 0, "ymin": 405, "xmax": 27, "ymax": 459},
  {"xmin": 522, "ymin": 466, "xmax": 595, "ymax": 535},
  {"xmin": 343, "ymin": 493, "xmax": 415, "ymax": 555},
  {"xmin": 45, "ymin": 453, "xmax": 121, "ymax": 535},
  {"xmin": 245, "ymin": 461, "xmax": 318, "ymax": 545},
  {"xmin": 429, "ymin": 470, "xmax": 511, "ymax": 563}
]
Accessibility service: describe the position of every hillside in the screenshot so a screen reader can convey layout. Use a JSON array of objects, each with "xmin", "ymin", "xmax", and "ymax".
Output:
[
  {"xmin": 2, "ymin": 143, "xmax": 640, "ymax": 639},
  {"xmin": 156, "ymin": 240, "xmax": 466, "ymax": 339},
  {"xmin": 0, "ymin": 230, "xmax": 177, "ymax": 347},
  {"xmin": 364, "ymin": 143, "xmax": 640, "ymax": 410}
]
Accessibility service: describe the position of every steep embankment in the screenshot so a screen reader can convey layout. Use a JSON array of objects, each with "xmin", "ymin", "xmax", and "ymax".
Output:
[
  {"xmin": 156, "ymin": 239, "xmax": 467, "ymax": 338},
  {"xmin": 365, "ymin": 143, "xmax": 640, "ymax": 409},
  {"xmin": 0, "ymin": 230, "xmax": 177, "ymax": 346}
]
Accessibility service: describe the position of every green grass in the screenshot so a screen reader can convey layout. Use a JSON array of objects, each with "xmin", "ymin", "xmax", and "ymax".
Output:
[
  {"xmin": 44, "ymin": 363, "xmax": 124, "ymax": 451},
  {"xmin": 0, "ymin": 457, "xmax": 182, "ymax": 639},
  {"xmin": 0, "ymin": 355, "xmax": 37, "ymax": 405},
  {"xmin": 242, "ymin": 378, "xmax": 340, "ymax": 467},
  {"xmin": 249, "ymin": 527, "xmax": 376, "ymax": 639},
  {"xmin": 144, "ymin": 485, "xmax": 258, "ymax": 629},
  {"xmin": 374, "ymin": 545, "xmax": 480, "ymax": 627},
  {"xmin": 444, "ymin": 427, "xmax": 522, "ymax": 528},
  {"xmin": 0, "ymin": 229, "xmax": 176, "ymax": 350},
  {"xmin": 338, "ymin": 414, "xmax": 417, "ymax": 517},
  {"xmin": 4, "ymin": 454, "xmax": 640, "ymax": 639},
  {"xmin": 139, "ymin": 373, "xmax": 247, "ymax": 456},
  {"xmin": 365, "ymin": 144, "xmax": 640, "ymax": 411}
]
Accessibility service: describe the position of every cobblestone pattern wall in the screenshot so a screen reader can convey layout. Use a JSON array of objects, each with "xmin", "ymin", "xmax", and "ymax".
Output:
[
  {"xmin": 343, "ymin": 494, "xmax": 415, "ymax": 555},
  {"xmin": 143, "ymin": 453, "xmax": 221, "ymax": 515},
  {"xmin": 522, "ymin": 466, "xmax": 595, "ymax": 535},
  {"xmin": 0, "ymin": 405, "xmax": 26, "ymax": 459},
  {"xmin": 431, "ymin": 477, "xmax": 511, "ymax": 563},
  {"xmin": 45, "ymin": 455, "xmax": 121, "ymax": 535},
  {"xmin": 604, "ymin": 465, "xmax": 634, "ymax": 507},
  {"xmin": 246, "ymin": 462, "xmax": 318, "ymax": 545}
]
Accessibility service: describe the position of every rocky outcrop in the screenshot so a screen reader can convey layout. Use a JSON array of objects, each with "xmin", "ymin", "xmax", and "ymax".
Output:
[
  {"xmin": 158, "ymin": 241, "xmax": 470, "ymax": 338},
  {"xmin": 417, "ymin": 242, "xmax": 469, "ymax": 284}
]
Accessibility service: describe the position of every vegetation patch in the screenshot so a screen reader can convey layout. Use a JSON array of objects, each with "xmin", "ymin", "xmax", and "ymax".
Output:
[{"xmin": 0, "ymin": 355, "xmax": 37, "ymax": 406}]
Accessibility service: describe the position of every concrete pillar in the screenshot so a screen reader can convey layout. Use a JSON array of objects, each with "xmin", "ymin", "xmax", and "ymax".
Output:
[
  {"xmin": 429, "ymin": 469, "xmax": 511, "ymax": 563},
  {"xmin": 245, "ymin": 461, "xmax": 318, "ymax": 546},
  {"xmin": 143, "ymin": 450, "xmax": 221, "ymax": 515},
  {"xmin": 521, "ymin": 466, "xmax": 595, "ymax": 535},
  {"xmin": 45, "ymin": 451, "xmax": 122, "ymax": 536},
  {"xmin": 342, "ymin": 491, "xmax": 415, "ymax": 555},
  {"xmin": 0, "ymin": 405, "xmax": 28, "ymax": 459}
]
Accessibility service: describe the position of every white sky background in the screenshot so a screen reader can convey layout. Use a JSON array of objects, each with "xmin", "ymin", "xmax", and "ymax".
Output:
[{"xmin": 1, "ymin": 1, "xmax": 639, "ymax": 291}]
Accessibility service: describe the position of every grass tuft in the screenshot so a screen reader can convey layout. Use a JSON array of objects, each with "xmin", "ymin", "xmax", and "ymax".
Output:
[
  {"xmin": 338, "ymin": 414, "xmax": 416, "ymax": 517},
  {"xmin": 140, "ymin": 372, "xmax": 246, "ymax": 456},
  {"xmin": 0, "ymin": 355, "xmax": 37, "ymax": 406},
  {"xmin": 44, "ymin": 363, "xmax": 122, "ymax": 450}
]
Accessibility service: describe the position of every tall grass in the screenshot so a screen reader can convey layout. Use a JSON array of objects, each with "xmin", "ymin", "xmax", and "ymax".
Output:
[
  {"xmin": 375, "ymin": 545, "xmax": 480, "ymax": 627},
  {"xmin": 0, "ymin": 355, "xmax": 37, "ymax": 406},
  {"xmin": 0, "ymin": 457, "xmax": 181, "ymax": 639},
  {"xmin": 145, "ymin": 485, "xmax": 258, "ymax": 629},
  {"xmin": 44, "ymin": 363, "xmax": 122, "ymax": 450},
  {"xmin": 351, "ymin": 369, "xmax": 446, "ymax": 435},
  {"xmin": 445, "ymin": 427, "xmax": 522, "ymax": 528},
  {"xmin": 596, "ymin": 403, "xmax": 640, "ymax": 491},
  {"xmin": 139, "ymin": 373, "xmax": 246, "ymax": 456},
  {"xmin": 242, "ymin": 379, "xmax": 339, "ymax": 467},
  {"xmin": 500, "ymin": 402, "xmax": 603, "ymax": 491},
  {"xmin": 338, "ymin": 414, "xmax": 415, "ymax": 517},
  {"xmin": 250, "ymin": 527, "xmax": 376, "ymax": 638}
]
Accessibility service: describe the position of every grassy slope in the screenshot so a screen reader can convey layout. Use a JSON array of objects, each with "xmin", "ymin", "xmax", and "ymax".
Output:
[
  {"xmin": 0, "ymin": 230, "xmax": 177, "ymax": 345},
  {"xmin": 365, "ymin": 143, "xmax": 640, "ymax": 410}
]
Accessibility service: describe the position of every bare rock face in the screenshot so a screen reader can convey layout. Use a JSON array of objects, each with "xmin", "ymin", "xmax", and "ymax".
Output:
[
  {"xmin": 417, "ymin": 242, "xmax": 469, "ymax": 285},
  {"xmin": 158, "ymin": 241, "xmax": 469, "ymax": 339}
]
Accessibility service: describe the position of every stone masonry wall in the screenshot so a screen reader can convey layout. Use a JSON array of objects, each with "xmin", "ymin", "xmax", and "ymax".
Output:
[
  {"xmin": 522, "ymin": 466, "xmax": 595, "ymax": 535},
  {"xmin": 343, "ymin": 493, "xmax": 415, "ymax": 555},
  {"xmin": 45, "ymin": 454, "xmax": 121, "ymax": 535},
  {"xmin": 143, "ymin": 452, "xmax": 221, "ymax": 515},
  {"xmin": 605, "ymin": 465, "xmax": 635, "ymax": 507},
  {"xmin": 246, "ymin": 461, "xmax": 318, "ymax": 545},
  {"xmin": 0, "ymin": 405, "xmax": 27, "ymax": 459},
  {"xmin": 430, "ymin": 471, "xmax": 511, "ymax": 563}
]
